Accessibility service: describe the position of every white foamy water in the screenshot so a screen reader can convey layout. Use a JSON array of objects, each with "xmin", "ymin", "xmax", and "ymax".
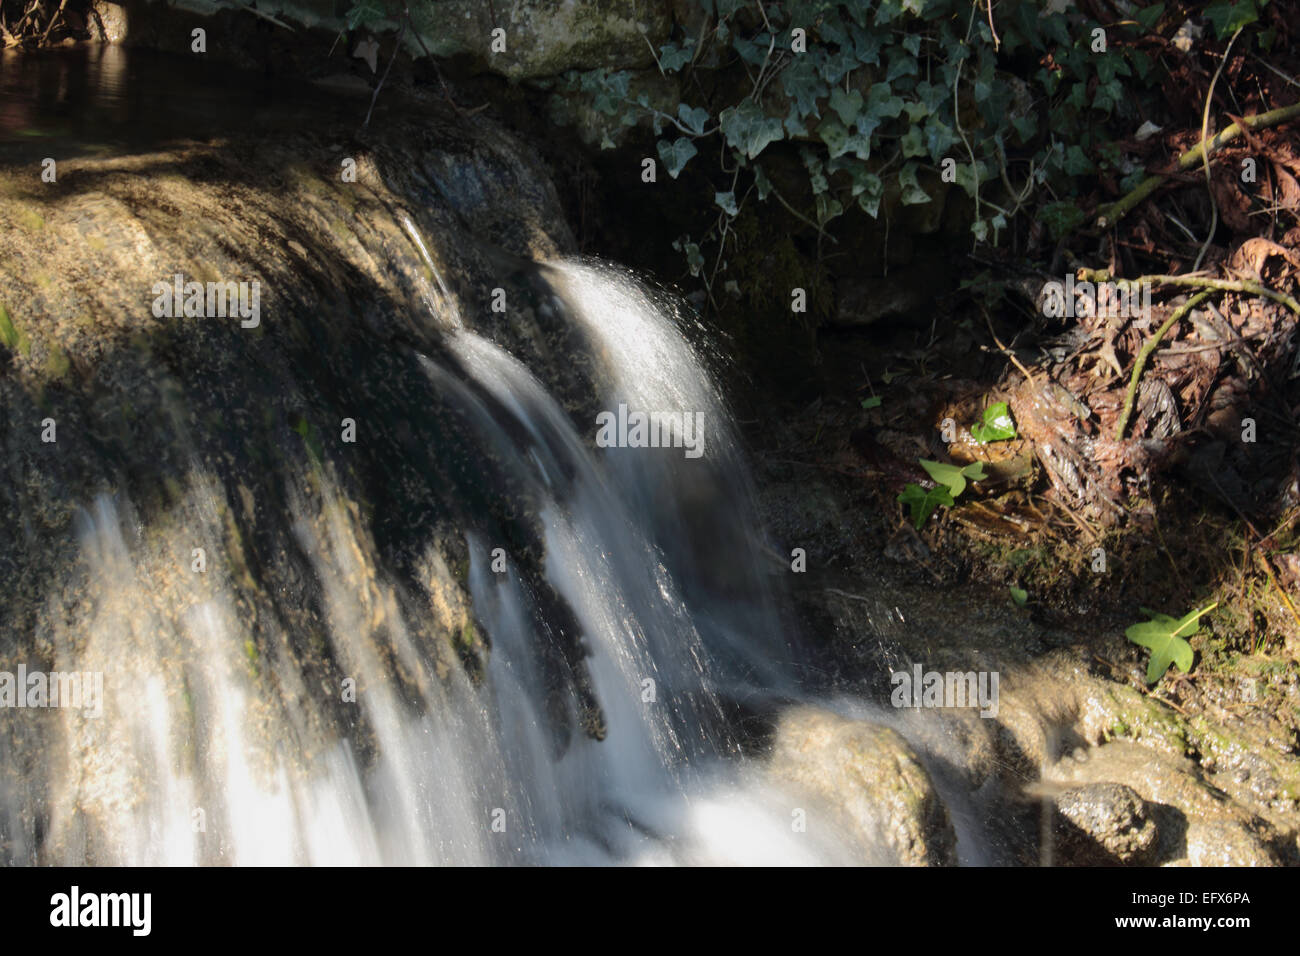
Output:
[{"xmin": 3, "ymin": 260, "xmax": 923, "ymax": 866}]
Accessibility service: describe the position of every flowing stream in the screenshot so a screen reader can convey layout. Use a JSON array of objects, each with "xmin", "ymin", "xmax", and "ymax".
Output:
[
  {"xmin": 4, "ymin": 256, "xmax": 878, "ymax": 865},
  {"xmin": 0, "ymin": 49, "xmax": 991, "ymax": 867}
]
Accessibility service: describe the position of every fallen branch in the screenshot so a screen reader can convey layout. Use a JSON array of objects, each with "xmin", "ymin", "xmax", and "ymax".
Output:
[
  {"xmin": 1114, "ymin": 291, "xmax": 1210, "ymax": 441},
  {"xmin": 1095, "ymin": 102, "xmax": 1300, "ymax": 229},
  {"xmin": 1077, "ymin": 269, "xmax": 1300, "ymax": 315}
]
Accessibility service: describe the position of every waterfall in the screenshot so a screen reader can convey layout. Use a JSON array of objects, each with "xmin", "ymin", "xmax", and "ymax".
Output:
[{"xmin": 1, "ymin": 258, "xmax": 871, "ymax": 866}]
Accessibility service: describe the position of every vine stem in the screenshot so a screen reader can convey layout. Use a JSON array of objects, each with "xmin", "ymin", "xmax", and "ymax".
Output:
[
  {"xmin": 1192, "ymin": 25, "xmax": 1243, "ymax": 273},
  {"xmin": 1114, "ymin": 291, "xmax": 1209, "ymax": 441},
  {"xmin": 1096, "ymin": 102, "xmax": 1300, "ymax": 229},
  {"xmin": 363, "ymin": 19, "xmax": 405, "ymax": 130}
]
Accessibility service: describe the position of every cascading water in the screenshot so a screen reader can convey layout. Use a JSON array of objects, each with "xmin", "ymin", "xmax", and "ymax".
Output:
[{"xmin": 3, "ymin": 252, "xmax": 881, "ymax": 865}]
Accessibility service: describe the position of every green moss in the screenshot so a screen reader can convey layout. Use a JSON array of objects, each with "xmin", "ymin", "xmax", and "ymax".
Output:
[
  {"xmin": 15, "ymin": 206, "xmax": 45, "ymax": 232},
  {"xmin": 1100, "ymin": 684, "xmax": 1189, "ymax": 755},
  {"xmin": 0, "ymin": 303, "xmax": 32, "ymax": 356},
  {"xmin": 43, "ymin": 342, "xmax": 70, "ymax": 380}
]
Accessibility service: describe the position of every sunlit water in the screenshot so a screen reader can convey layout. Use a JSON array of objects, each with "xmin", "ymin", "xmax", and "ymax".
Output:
[
  {"xmin": 4, "ymin": 256, "xmax": 932, "ymax": 865},
  {"xmin": 0, "ymin": 50, "xmax": 988, "ymax": 864}
]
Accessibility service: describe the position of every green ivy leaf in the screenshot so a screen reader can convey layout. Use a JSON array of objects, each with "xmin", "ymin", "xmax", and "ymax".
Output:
[
  {"xmin": 1040, "ymin": 200, "xmax": 1085, "ymax": 239},
  {"xmin": 1205, "ymin": 0, "xmax": 1259, "ymax": 39},
  {"xmin": 898, "ymin": 482, "xmax": 954, "ymax": 529},
  {"xmin": 1009, "ymin": 586, "xmax": 1028, "ymax": 607},
  {"xmin": 860, "ymin": 395, "xmax": 883, "ymax": 409},
  {"xmin": 970, "ymin": 402, "xmax": 1017, "ymax": 443},
  {"xmin": 782, "ymin": 57, "xmax": 823, "ymax": 118},
  {"xmin": 677, "ymin": 104, "xmax": 710, "ymax": 135},
  {"xmin": 815, "ymin": 193, "xmax": 844, "ymax": 226},
  {"xmin": 1133, "ymin": 3, "xmax": 1164, "ymax": 30},
  {"xmin": 817, "ymin": 116, "xmax": 871, "ymax": 160},
  {"xmin": 657, "ymin": 137, "xmax": 698, "ymax": 178},
  {"xmin": 886, "ymin": 47, "xmax": 920, "ymax": 83},
  {"xmin": 714, "ymin": 190, "xmax": 739, "ymax": 216},
  {"xmin": 900, "ymin": 126, "xmax": 926, "ymax": 158},
  {"xmin": 1063, "ymin": 144, "xmax": 1095, "ymax": 175},
  {"xmin": 682, "ymin": 241, "xmax": 705, "ymax": 276},
  {"xmin": 924, "ymin": 117, "xmax": 959, "ymax": 163},
  {"xmin": 919, "ymin": 458, "xmax": 986, "ymax": 497},
  {"xmin": 830, "ymin": 87, "xmax": 864, "ymax": 126},
  {"xmin": 1126, "ymin": 604, "xmax": 1215, "ymax": 684},
  {"xmin": 865, "ymin": 82, "xmax": 905, "ymax": 121},
  {"xmin": 898, "ymin": 162, "xmax": 931, "ymax": 205},
  {"xmin": 659, "ymin": 42, "xmax": 693, "ymax": 72},
  {"xmin": 719, "ymin": 101, "xmax": 785, "ymax": 160},
  {"xmin": 345, "ymin": 0, "xmax": 385, "ymax": 31}
]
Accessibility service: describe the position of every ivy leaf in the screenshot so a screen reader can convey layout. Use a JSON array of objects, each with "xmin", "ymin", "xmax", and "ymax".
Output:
[
  {"xmin": 860, "ymin": 395, "xmax": 883, "ymax": 409},
  {"xmin": 900, "ymin": 126, "xmax": 926, "ymax": 158},
  {"xmin": 1009, "ymin": 586, "xmax": 1028, "ymax": 607},
  {"xmin": 830, "ymin": 87, "xmax": 864, "ymax": 126},
  {"xmin": 681, "ymin": 241, "xmax": 705, "ymax": 276},
  {"xmin": 852, "ymin": 168, "xmax": 884, "ymax": 217},
  {"xmin": 1134, "ymin": 2, "xmax": 1165, "ymax": 30},
  {"xmin": 898, "ymin": 482, "xmax": 954, "ymax": 529},
  {"xmin": 719, "ymin": 101, "xmax": 785, "ymax": 160},
  {"xmin": 865, "ymin": 82, "xmax": 905, "ymax": 120},
  {"xmin": 1133, "ymin": 3, "xmax": 1164, "ymax": 30},
  {"xmin": 1040, "ymin": 200, "xmax": 1085, "ymax": 239},
  {"xmin": 919, "ymin": 458, "xmax": 986, "ymax": 498},
  {"xmin": 753, "ymin": 164, "xmax": 773, "ymax": 200},
  {"xmin": 1126, "ymin": 604, "xmax": 1215, "ymax": 684},
  {"xmin": 782, "ymin": 57, "xmax": 823, "ymax": 118},
  {"xmin": 924, "ymin": 117, "xmax": 959, "ymax": 162},
  {"xmin": 345, "ymin": 0, "xmax": 385, "ymax": 31},
  {"xmin": 886, "ymin": 48, "xmax": 920, "ymax": 83},
  {"xmin": 970, "ymin": 402, "xmax": 1017, "ymax": 443},
  {"xmin": 898, "ymin": 161, "xmax": 931, "ymax": 205},
  {"xmin": 1205, "ymin": 0, "xmax": 1259, "ymax": 39},
  {"xmin": 657, "ymin": 137, "xmax": 698, "ymax": 179},
  {"xmin": 849, "ymin": 23, "xmax": 883, "ymax": 65},
  {"xmin": 954, "ymin": 160, "xmax": 981, "ymax": 198},
  {"xmin": 659, "ymin": 42, "xmax": 693, "ymax": 72},
  {"xmin": 677, "ymin": 104, "xmax": 710, "ymax": 135},
  {"xmin": 818, "ymin": 47, "xmax": 860, "ymax": 85},
  {"xmin": 817, "ymin": 116, "xmax": 860, "ymax": 159},
  {"xmin": 815, "ymin": 193, "xmax": 844, "ymax": 226},
  {"xmin": 352, "ymin": 36, "xmax": 380, "ymax": 74},
  {"xmin": 714, "ymin": 190, "xmax": 739, "ymax": 216},
  {"xmin": 1063, "ymin": 144, "xmax": 1095, "ymax": 175}
]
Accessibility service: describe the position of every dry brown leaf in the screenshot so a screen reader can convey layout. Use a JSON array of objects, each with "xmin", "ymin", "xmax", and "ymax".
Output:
[{"xmin": 1229, "ymin": 236, "xmax": 1300, "ymax": 277}]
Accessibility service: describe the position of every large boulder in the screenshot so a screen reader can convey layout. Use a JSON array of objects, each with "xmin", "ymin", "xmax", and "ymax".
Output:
[{"xmin": 769, "ymin": 707, "xmax": 958, "ymax": 866}]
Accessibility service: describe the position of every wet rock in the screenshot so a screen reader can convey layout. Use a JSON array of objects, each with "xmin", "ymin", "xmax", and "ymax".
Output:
[
  {"xmin": 1047, "ymin": 742, "xmax": 1283, "ymax": 866},
  {"xmin": 769, "ymin": 707, "xmax": 957, "ymax": 866},
  {"xmin": 1053, "ymin": 782, "xmax": 1159, "ymax": 865},
  {"xmin": 89, "ymin": 1, "xmax": 129, "ymax": 42},
  {"xmin": 410, "ymin": 0, "xmax": 671, "ymax": 80},
  {"xmin": 1184, "ymin": 821, "xmax": 1278, "ymax": 867}
]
